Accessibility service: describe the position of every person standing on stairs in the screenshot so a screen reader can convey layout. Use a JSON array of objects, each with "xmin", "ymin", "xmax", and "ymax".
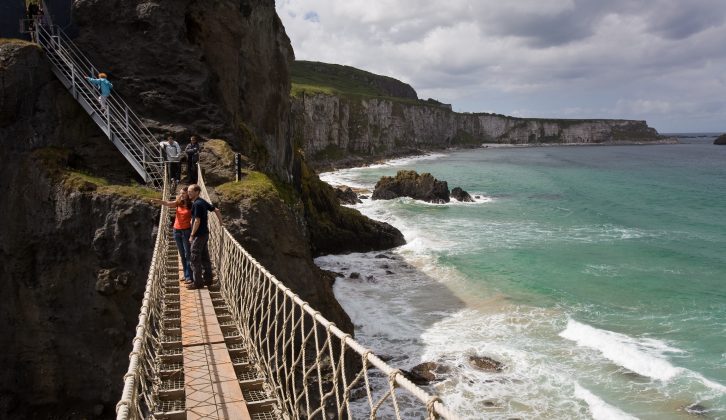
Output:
[
  {"xmin": 159, "ymin": 135, "xmax": 182, "ymax": 185},
  {"xmin": 187, "ymin": 184, "xmax": 223, "ymax": 290},
  {"xmin": 151, "ymin": 187, "xmax": 194, "ymax": 284},
  {"xmin": 86, "ymin": 73, "xmax": 113, "ymax": 112}
]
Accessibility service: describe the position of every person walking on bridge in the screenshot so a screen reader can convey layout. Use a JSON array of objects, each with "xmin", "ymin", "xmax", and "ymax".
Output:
[
  {"xmin": 187, "ymin": 184, "xmax": 222, "ymax": 290},
  {"xmin": 86, "ymin": 73, "xmax": 113, "ymax": 112},
  {"xmin": 151, "ymin": 186, "xmax": 194, "ymax": 284}
]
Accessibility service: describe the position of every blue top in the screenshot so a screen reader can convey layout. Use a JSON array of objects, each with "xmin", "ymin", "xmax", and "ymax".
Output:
[
  {"xmin": 191, "ymin": 198, "xmax": 216, "ymax": 236},
  {"xmin": 87, "ymin": 77, "xmax": 113, "ymax": 96}
]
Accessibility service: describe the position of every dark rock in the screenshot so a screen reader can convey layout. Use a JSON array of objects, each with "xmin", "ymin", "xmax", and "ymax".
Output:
[
  {"xmin": 714, "ymin": 134, "xmax": 726, "ymax": 145},
  {"xmin": 685, "ymin": 403, "xmax": 708, "ymax": 415},
  {"xmin": 475, "ymin": 195, "xmax": 481, "ymax": 199},
  {"xmin": 349, "ymin": 272, "xmax": 360, "ymax": 279},
  {"xmin": 400, "ymin": 369, "xmax": 431, "ymax": 386},
  {"xmin": 483, "ymin": 400, "xmax": 496, "ymax": 407},
  {"xmin": 469, "ymin": 355, "xmax": 505, "ymax": 372},
  {"xmin": 300, "ymin": 162, "xmax": 405, "ymax": 255},
  {"xmin": 375, "ymin": 254, "xmax": 392, "ymax": 259},
  {"xmin": 73, "ymin": 0, "xmax": 295, "ymax": 179},
  {"xmin": 409, "ymin": 362, "xmax": 437, "ymax": 384},
  {"xmin": 0, "ymin": 41, "xmax": 159, "ymax": 418},
  {"xmin": 385, "ymin": 270, "xmax": 394, "ymax": 275},
  {"xmin": 335, "ymin": 186, "xmax": 362, "ymax": 204},
  {"xmin": 451, "ymin": 187, "xmax": 474, "ymax": 202},
  {"xmin": 372, "ymin": 170, "xmax": 449, "ymax": 203},
  {"xmin": 359, "ymin": 195, "xmax": 369, "ymax": 199}
]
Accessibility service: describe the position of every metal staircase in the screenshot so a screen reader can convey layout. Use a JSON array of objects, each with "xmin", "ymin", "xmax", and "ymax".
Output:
[{"xmin": 32, "ymin": 23, "xmax": 163, "ymax": 187}]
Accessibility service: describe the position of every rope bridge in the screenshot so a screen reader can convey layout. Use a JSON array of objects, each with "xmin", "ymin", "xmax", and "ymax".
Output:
[{"xmin": 116, "ymin": 172, "xmax": 459, "ymax": 419}]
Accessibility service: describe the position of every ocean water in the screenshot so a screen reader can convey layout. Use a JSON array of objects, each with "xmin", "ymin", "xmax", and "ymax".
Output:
[{"xmin": 315, "ymin": 135, "xmax": 726, "ymax": 419}]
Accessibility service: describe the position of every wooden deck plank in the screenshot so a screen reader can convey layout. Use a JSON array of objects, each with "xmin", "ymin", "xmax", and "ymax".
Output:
[{"xmin": 178, "ymin": 263, "xmax": 252, "ymax": 420}]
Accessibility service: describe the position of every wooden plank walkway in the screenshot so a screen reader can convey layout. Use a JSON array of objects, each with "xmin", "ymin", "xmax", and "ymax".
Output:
[{"xmin": 180, "ymin": 283, "xmax": 252, "ymax": 420}]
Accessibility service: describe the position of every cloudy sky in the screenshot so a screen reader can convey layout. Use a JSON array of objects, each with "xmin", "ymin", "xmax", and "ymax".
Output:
[{"xmin": 276, "ymin": 0, "xmax": 726, "ymax": 133}]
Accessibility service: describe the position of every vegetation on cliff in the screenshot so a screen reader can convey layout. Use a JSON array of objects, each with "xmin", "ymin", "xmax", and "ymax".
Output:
[
  {"xmin": 32, "ymin": 147, "xmax": 157, "ymax": 200},
  {"xmin": 291, "ymin": 60, "xmax": 417, "ymax": 100}
]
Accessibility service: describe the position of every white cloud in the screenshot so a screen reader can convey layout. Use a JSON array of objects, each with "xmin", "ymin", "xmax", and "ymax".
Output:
[{"xmin": 277, "ymin": 0, "xmax": 726, "ymax": 132}]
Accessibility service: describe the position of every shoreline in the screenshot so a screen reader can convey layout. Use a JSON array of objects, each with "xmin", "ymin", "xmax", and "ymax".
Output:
[{"xmin": 313, "ymin": 138, "xmax": 680, "ymax": 174}]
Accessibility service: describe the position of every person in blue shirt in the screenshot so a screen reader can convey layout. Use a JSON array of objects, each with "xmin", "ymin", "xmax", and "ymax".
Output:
[
  {"xmin": 187, "ymin": 184, "xmax": 223, "ymax": 289},
  {"xmin": 86, "ymin": 73, "xmax": 113, "ymax": 112}
]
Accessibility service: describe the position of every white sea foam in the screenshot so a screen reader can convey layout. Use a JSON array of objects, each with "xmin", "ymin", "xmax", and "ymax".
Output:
[
  {"xmin": 364, "ymin": 152, "xmax": 448, "ymax": 169},
  {"xmin": 560, "ymin": 319, "xmax": 684, "ymax": 381},
  {"xmin": 574, "ymin": 383, "xmax": 639, "ymax": 420}
]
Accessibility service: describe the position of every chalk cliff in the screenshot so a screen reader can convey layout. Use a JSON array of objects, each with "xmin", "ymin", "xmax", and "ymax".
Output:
[{"xmin": 289, "ymin": 62, "xmax": 664, "ymax": 169}]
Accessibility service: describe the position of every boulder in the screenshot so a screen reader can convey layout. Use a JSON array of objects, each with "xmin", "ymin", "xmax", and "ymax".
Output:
[
  {"xmin": 335, "ymin": 186, "xmax": 362, "ymax": 204},
  {"xmin": 685, "ymin": 403, "xmax": 708, "ymax": 415},
  {"xmin": 714, "ymin": 134, "xmax": 726, "ymax": 145},
  {"xmin": 372, "ymin": 170, "xmax": 449, "ymax": 203},
  {"xmin": 451, "ymin": 187, "xmax": 474, "ymax": 202},
  {"xmin": 469, "ymin": 355, "xmax": 505, "ymax": 372}
]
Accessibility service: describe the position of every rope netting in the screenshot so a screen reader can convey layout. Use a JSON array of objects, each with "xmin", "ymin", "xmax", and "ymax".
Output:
[
  {"xmin": 197, "ymin": 174, "xmax": 459, "ymax": 419},
  {"xmin": 116, "ymin": 177, "xmax": 173, "ymax": 420},
  {"xmin": 117, "ymin": 170, "xmax": 459, "ymax": 419}
]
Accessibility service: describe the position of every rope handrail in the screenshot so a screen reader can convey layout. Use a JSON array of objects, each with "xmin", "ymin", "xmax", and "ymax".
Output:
[
  {"xmin": 33, "ymin": 23, "xmax": 163, "ymax": 187},
  {"xmin": 116, "ymin": 168, "xmax": 460, "ymax": 419},
  {"xmin": 116, "ymin": 169, "xmax": 171, "ymax": 420},
  {"xmin": 197, "ymin": 171, "xmax": 460, "ymax": 419}
]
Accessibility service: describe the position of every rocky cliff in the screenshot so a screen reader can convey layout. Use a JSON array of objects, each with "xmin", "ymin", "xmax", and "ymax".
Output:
[
  {"xmin": 1, "ymin": 3, "xmax": 407, "ymax": 416},
  {"xmin": 73, "ymin": 0, "xmax": 295, "ymax": 180},
  {"xmin": 289, "ymin": 63, "xmax": 664, "ymax": 169},
  {"xmin": 0, "ymin": 40, "xmax": 158, "ymax": 418}
]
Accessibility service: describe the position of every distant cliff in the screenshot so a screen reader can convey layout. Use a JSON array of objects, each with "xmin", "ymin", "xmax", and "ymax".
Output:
[{"xmin": 289, "ymin": 62, "xmax": 666, "ymax": 169}]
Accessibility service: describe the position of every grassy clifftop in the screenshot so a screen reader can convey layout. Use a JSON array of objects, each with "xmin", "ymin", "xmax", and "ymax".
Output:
[{"xmin": 291, "ymin": 60, "xmax": 418, "ymax": 100}]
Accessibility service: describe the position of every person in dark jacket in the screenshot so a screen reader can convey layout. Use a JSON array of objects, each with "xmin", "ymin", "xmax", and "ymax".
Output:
[
  {"xmin": 187, "ymin": 184, "xmax": 222, "ymax": 289},
  {"xmin": 185, "ymin": 135, "xmax": 202, "ymax": 183}
]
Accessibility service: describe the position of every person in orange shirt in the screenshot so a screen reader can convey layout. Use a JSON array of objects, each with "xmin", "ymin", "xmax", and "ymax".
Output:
[{"xmin": 152, "ymin": 186, "xmax": 193, "ymax": 283}]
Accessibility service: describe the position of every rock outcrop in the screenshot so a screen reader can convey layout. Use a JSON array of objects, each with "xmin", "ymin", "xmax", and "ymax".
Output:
[
  {"xmin": 469, "ymin": 355, "xmax": 505, "ymax": 372},
  {"xmin": 372, "ymin": 170, "xmax": 450, "ymax": 203},
  {"xmin": 0, "ymin": 40, "xmax": 158, "ymax": 418},
  {"xmin": 451, "ymin": 187, "xmax": 474, "ymax": 202},
  {"xmin": 714, "ymin": 134, "xmax": 726, "ymax": 145},
  {"xmin": 72, "ymin": 0, "xmax": 295, "ymax": 179},
  {"xmin": 335, "ymin": 186, "xmax": 362, "ymax": 204}
]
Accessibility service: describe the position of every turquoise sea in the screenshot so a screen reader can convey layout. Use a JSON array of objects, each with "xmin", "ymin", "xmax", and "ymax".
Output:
[{"xmin": 316, "ymin": 135, "xmax": 726, "ymax": 419}]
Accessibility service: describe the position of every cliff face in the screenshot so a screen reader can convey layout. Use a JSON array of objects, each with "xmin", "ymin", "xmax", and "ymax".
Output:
[
  {"xmin": 73, "ymin": 0, "xmax": 295, "ymax": 179},
  {"xmin": 291, "ymin": 94, "xmax": 661, "ymax": 169},
  {"xmin": 0, "ymin": 41, "xmax": 157, "ymax": 418}
]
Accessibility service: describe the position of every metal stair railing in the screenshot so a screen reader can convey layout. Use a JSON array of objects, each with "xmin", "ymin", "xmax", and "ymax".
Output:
[{"xmin": 32, "ymin": 23, "xmax": 163, "ymax": 188}]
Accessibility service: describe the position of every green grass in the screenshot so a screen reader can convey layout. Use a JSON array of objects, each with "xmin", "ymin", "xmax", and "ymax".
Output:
[
  {"xmin": 291, "ymin": 60, "xmax": 401, "ymax": 98},
  {"xmin": 216, "ymin": 170, "xmax": 296, "ymax": 205},
  {"xmin": 63, "ymin": 170, "xmax": 158, "ymax": 199},
  {"xmin": 31, "ymin": 147, "xmax": 158, "ymax": 200},
  {"xmin": 290, "ymin": 61, "xmax": 451, "ymax": 109}
]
